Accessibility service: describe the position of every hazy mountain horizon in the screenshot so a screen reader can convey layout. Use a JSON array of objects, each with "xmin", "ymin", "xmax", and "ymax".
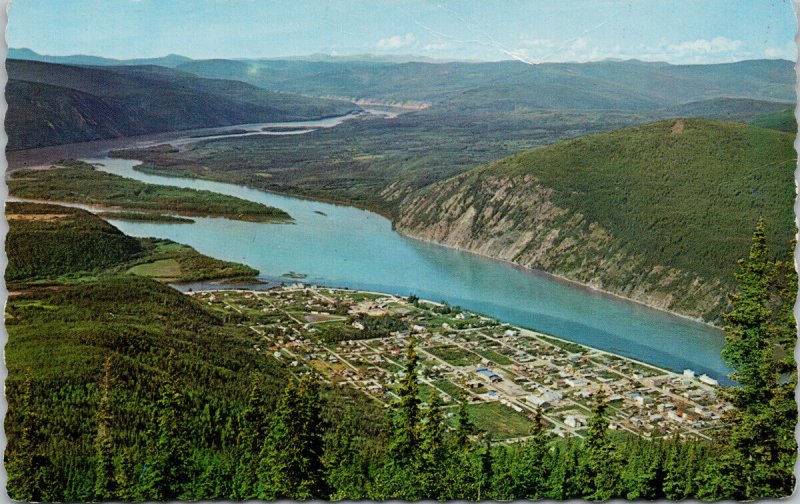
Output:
[{"xmin": 9, "ymin": 46, "xmax": 794, "ymax": 67}]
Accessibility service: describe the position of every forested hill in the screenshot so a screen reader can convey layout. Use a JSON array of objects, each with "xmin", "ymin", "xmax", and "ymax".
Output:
[
  {"xmin": 6, "ymin": 59, "xmax": 359, "ymax": 150},
  {"xmin": 396, "ymin": 119, "xmax": 797, "ymax": 323}
]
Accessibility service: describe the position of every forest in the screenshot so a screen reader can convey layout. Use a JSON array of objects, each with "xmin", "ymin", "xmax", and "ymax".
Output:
[
  {"xmin": 4, "ymin": 221, "xmax": 796, "ymax": 501},
  {"xmin": 8, "ymin": 160, "xmax": 291, "ymax": 223}
]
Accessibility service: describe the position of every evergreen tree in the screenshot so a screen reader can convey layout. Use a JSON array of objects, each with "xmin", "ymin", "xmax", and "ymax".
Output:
[
  {"xmin": 476, "ymin": 435, "xmax": 494, "ymax": 500},
  {"xmin": 114, "ymin": 448, "xmax": 136, "ymax": 501},
  {"xmin": 621, "ymin": 438, "xmax": 665, "ymax": 499},
  {"xmin": 375, "ymin": 337, "xmax": 423, "ymax": 499},
  {"xmin": 417, "ymin": 394, "xmax": 448, "ymax": 499},
  {"xmin": 723, "ymin": 219, "xmax": 775, "ymax": 405},
  {"xmin": 233, "ymin": 371, "xmax": 270, "ymax": 499},
  {"xmin": 140, "ymin": 353, "xmax": 190, "ymax": 500},
  {"xmin": 453, "ymin": 390, "xmax": 477, "ymax": 447},
  {"xmin": 6, "ymin": 373, "xmax": 59, "ymax": 502},
  {"xmin": 717, "ymin": 220, "xmax": 798, "ymax": 499},
  {"xmin": 445, "ymin": 392, "xmax": 481, "ymax": 499},
  {"xmin": 511, "ymin": 407, "xmax": 550, "ymax": 499},
  {"xmin": 257, "ymin": 373, "xmax": 328, "ymax": 500},
  {"xmin": 584, "ymin": 389, "xmax": 622, "ymax": 500},
  {"xmin": 389, "ymin": 336, "xmax": 421, "ymax": 461},
  {"xmin": 323, "ymin": 418, "xmax": 371, "ymax": 500},
  {"xmin": 94, "ymin": 356, "xmax": 117, "ymax": 500}
]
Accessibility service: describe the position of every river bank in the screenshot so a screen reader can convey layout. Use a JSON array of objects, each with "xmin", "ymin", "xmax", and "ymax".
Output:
[{"xmin": 4, "ymin": 112, "xmax": 731, "ymax": 380}]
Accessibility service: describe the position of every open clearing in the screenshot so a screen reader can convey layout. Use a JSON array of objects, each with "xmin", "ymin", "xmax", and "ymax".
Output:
[{"xmin": 128, "ymin": 258, "xmax": 182, "ymax": 280}]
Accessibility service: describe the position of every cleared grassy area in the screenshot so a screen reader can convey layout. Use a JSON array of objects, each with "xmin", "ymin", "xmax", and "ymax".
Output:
[
  {"xmin": 426, "ymin": 345, "xmax": 482, "ymax": 367},
  {"xmin": 476, "ymin": 348, "xmax": 513, "ymax": 365},
  {"xmin": 129, "ymin": 239, "xmax": 259, "ymax": 282},
  {"xmin": 465, "ymin": 402, "xmax": 533, "ymax": 440},
  {"xmin": 432, "ymin": 378, "xmax": 463, "ymax": 399},
  {"xmin": 128, "ymin": 258, "xmax": 181, "ymax": 279}
]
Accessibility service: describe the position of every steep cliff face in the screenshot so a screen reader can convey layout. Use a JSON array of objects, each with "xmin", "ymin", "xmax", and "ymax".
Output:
[
  {"xmin": 397, "ymin": 173, "xmax": 724, "ymax": 321},
  {"xmin": 396, "ymin": 120, "xmax": 796, "ymax": 323}
]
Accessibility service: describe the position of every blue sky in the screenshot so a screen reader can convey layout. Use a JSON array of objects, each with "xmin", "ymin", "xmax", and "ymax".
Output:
[{"xmin": 7, "ymin": 0, "xmax": 798, "ymax": 63}]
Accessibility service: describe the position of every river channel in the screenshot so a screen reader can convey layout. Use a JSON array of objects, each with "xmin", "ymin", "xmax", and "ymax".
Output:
[{"xmin": 69, "ymin": 114, "xmax": 730, "ymax": 382}]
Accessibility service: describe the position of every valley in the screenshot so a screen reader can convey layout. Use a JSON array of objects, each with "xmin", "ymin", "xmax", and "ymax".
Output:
[{"xmin": 5, "ymin": 1, "xmax": 798, "ymax": 498}]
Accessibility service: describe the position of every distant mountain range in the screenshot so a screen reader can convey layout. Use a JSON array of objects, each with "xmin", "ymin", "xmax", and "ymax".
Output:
[
  {"xmin": 169, "ymin": 56, "xmax": 796, "ymax": 110},
  {"xmin": 9, "ymin": 47, "xmax": 194, "ymax": 68},
  {"xmin": 12, "ymin": 47, "xmax": 795, "ymax": 107},
  {"xmin": 6, "ymin": 59, "xmax": 358, "ymax": 150}
]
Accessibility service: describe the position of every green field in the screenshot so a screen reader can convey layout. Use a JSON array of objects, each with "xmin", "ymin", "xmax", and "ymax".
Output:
[
  {"xmin": 432, "ymin": 379, "xmax": 464, "ymax": 399},
  {"xmin": 426, "ymin": 345, "xmax": 482, "ymax": 367},
  {"xmin": 475, "ymin": 348, "xmax": 513, "ymax": 365},
  {"xmin": 464, "ymin": 402, "xmax": 533, "ymax": 439},
  {"xmin": 131, "ymin": 239, "xmax": 260, "ymax": 282},
  {"xmin": 127, "ymin": 258, "xmax": 182, "ymax": 279}
]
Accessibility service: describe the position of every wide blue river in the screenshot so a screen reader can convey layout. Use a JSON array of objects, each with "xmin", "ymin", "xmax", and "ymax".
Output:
[
  {"xmin": 87, "ymin": 158, "xmax": 729, "ymax": 382},
  {"xmin": 85, "ymin": 144, "xmax": 731, "ymax": 383}
]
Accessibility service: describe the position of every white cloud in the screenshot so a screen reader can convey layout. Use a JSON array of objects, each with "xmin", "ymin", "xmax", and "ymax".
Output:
[
  {"xmin": 423, "ymin": 42, "xmax": 451, "ymax": 51},
  {"xmin": 666, "ymin": 36, "xmax": 743, "ymax": 55},
  {"xmin": 764, "ymin": 41, "xmax": 796, "ymax": 60},
  {"xmin": 520, "ymin": 37, "xmax": 556, "ymax": 49},
  {"xmin": 512, "ymin": 36, "xmax": 601, "ymax": 63},
  {"xmin": 377, "ymin": 33, "xmax": 416, "ymax": 50},
  {"xmin": 571, "ymin": 37, "xmax": 589, "ymax": 51}
]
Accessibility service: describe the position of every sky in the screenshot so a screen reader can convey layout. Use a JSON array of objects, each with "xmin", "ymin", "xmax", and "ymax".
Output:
[{"xmin": 6, "ymin": 0, "xmax": 798, "ymax": 64}]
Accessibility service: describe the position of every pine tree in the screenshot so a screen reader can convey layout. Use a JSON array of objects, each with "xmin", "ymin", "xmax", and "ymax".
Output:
[
  {"xmin": 6, "ymin": 373, "xmax": 58, "ymax": 502},
  {"xmin": 257, "ymin": 373, "xmax": 328, "ymax": 500},
  {"xmin": 445, "ymin": 392, "xmax": 481, "ymax": 499},
  {"xmin": 140, "ymin": 353, "xmax": 190, "ymax": 500},
  {"xmin": 233, "ymin": 371, "xmax": 270, "ymax": 499},
  {"xmin": 417, "ymin": 394, "xmax": 448, "ymax": 499},
  {"xmin": 375, "ymin": 337, "xmax": 423, "ymax": 499},
  {"xmin": 511, "ymin": 407, "xmax": 550, "ymax": 499},
  {"xmin": 389, "ymin": 336, "xmax": 421, "ymax": 461},
  {"xmin": 717, "ymin": 220, "xmax": 798, "ymax": 499},
  {"xmin": 323, "ymin": 418, "xmax": 371, "ymax": 500},
  {"xmin": 584, "ymin": 388, "xmax": 622, "ymax": 500},
  {"xmin": 722, "ymin": 218, "xmax": 774, "ymax": 405},
  {"xmin": 476, "ymin": 435, "xmax": 494, "ymax": 500},
  {"xmin": 94, "ymin": 356, "xmax": 117, "ymax": 500},
  {"xmin": 114, "ymin": 449, "xmax": 136, "ymax": 502}
]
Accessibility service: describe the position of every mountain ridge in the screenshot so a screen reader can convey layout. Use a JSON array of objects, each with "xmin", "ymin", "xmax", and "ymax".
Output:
[{"xmin": 6, "ymin": 59, "xmax": 359, "ymax": 150}]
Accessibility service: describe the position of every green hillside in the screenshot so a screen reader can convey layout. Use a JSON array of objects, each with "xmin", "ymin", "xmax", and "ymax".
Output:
[
  {"xmin": 659, "ymin": 97, "xmax": 795, "ymax": 124},
  {"xmin": 5, "ymin": 275, "xmax": 290, "ymax": 501},
  {"xmin": 749, "ymin": 108, "xmax": 797, "ymax": 132},
  {"xmin": 4, "ymin": 223, "xmax": 381, "ymax": 500},
  {"xmin": 397, "ymin": 119, "xmax": 796, "ymax": 321},
  {"xmin": 6, "ymin": 202, "xmax": 259, "ymax": 285},
  {"xmin": 6, "ymin": 202, "xmax": 144, "ymax": 282},
  {"xmin": 6, "ymin": 59, "xmax": 358, "ymax": 150}
]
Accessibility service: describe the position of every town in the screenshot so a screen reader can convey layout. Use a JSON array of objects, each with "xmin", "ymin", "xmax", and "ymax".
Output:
[{"xmin": 190, "ymin": 285, "xmax": 732, "ymax": 442}]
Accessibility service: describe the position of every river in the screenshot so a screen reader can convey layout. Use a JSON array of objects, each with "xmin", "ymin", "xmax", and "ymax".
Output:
[{"xmin": 74, "ymin": 115, "xmax": 730, "ymax": 382}]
